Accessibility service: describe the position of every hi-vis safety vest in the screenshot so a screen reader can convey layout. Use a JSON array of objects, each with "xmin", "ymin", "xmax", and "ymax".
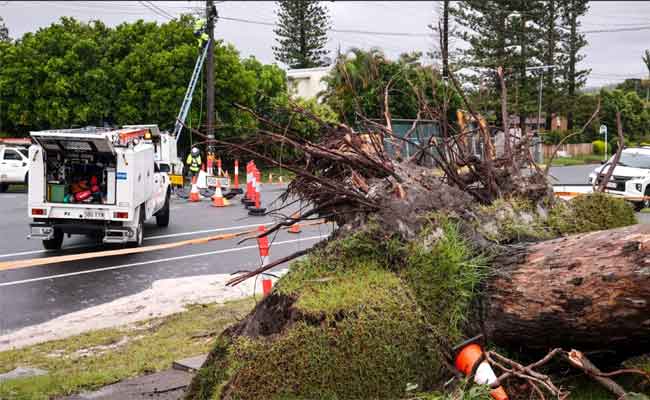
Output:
[
  {"xmin": 186, "ymin": 154, "xmax": 201, "ymax": 173},
  {"xmin": 194, "ymin": 18, "xmax": 208, "ymax": 47}
]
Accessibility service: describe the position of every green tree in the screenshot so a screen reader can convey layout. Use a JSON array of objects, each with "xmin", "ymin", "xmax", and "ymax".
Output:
[
  {"xmin": 538, "ymin": 0, "xmax": 564, "ymax": 129},
  {"xmin": 561, "ymin": 0, "xmax": 590, "ymax": 130},
  {"xmin": 643, "ymin": 49, "xmax": 650, "ymax": 77},
  {"xmin": 450, "ymin": 1, "xmax": 544, "ymax": 133},
  {"xmin": 322, "ymin": 48, "xmax": 460, "ymax": 129},
  {"xmin": 599, "ymin": 89, "xmax": 650, "ymax": 143},
  {"xmin": 0, "ymin": 16, "xmax": 9, "ymax": 42},
  {"xmin": 0, "ymin": 16, "xmax": 287, "ymax": 144},
  {"xmin": 273, "ymin": 0, "xmax": 330, "ymax": 68}
]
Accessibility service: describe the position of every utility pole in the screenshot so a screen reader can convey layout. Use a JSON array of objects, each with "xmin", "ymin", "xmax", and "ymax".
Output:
[{"xmin": 206, "ymin": 0, "xmax": 216, "ymax": 157}]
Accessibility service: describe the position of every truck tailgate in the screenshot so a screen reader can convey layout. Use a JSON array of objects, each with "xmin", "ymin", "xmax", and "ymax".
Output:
[{"xmin": 33, "ymin": 203, "xmax": 130, "ymax": 221}]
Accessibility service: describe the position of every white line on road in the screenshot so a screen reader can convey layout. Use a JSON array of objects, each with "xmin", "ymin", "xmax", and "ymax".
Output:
[
  {"xmin": 0, "ymin": 235, "xmax": 327, "ymax": 287},
  {"xmin": 0, "ymin": 222, "xmax": 276, "ymax": 259},
  {"xmin": 143, "ymin": 222, "xmax": 272, "ymax": 241}
]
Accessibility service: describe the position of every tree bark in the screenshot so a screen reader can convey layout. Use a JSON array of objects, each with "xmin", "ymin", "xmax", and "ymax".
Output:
[{"xmin": 482, "ymin": 224, "xmax": 650, "ymax": 355}]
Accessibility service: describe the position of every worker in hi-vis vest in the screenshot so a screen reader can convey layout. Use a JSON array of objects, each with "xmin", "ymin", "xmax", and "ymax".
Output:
[
  {"xmin": 186, "ymin": 147, "xmax": 202, "ymax": 177},
  {"xmin": 194, "ymin": 18, "xmax": 209, "ymax": 48}
]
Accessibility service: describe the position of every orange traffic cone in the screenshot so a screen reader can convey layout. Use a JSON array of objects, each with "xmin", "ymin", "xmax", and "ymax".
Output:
[
  {"xmin": 217, "ymin": 158, "xmax": 223, "ymax": 177},
  {"xmin": 455, "ymin": 342, "xmax": 508, "ymax": 400},
  {"xmin": 243, "ymin": 161, "xmax": 256, "ymax": 206},
  {"xmin": 288, "ymin": 212, "xmax": 301, "ymax": 234},
  {"xmin": 211, "ymin": 180, "xmax": 229, "ymax": 207},
  {"xmin": 189, "ymin": 175, "xmax": 200, "ymax": 202},
  {"xmin": 231, "ymin": 159, "xmax": 243, "ymax": 194},
  {"xmin": 257, "ymin": 225, "xmax": 272, "ymax": 295},
  {"xmin": 248, "ymin": 170, "xmax": 266, "ymax": 216}
]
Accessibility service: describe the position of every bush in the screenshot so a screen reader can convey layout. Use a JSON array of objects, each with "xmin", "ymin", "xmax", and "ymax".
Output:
[
  {"xmin": 592, "ymin": 140, "xmax": 606, "ymax": 155},
  {"xmin": 548, "ymin": 192, "xmax": 636, "ymax": 235}
]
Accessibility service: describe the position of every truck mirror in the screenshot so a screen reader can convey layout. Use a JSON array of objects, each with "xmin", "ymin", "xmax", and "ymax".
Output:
[{"xmin": 159, "ymin": 163, "xmax": 170, "ymax": 173}]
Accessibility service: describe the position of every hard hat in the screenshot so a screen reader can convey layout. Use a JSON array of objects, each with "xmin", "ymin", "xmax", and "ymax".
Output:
[{"xmin": 191, "ymin": 147, "xmax": 200, "ymax": 157}]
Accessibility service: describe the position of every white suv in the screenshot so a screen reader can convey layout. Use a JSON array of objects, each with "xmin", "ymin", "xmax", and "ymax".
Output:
[
  {"xmin": 0, "ymin": 145, "xmax": 30, "ymax": 192},
  {"xmin": 588, "ymin": 147, "xmax": 650, "ymax": 210}
]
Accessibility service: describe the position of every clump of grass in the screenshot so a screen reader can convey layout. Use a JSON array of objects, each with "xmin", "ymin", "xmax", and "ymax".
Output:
[{"xmin": 402, "ymin": 215, "xmax": 487, "ymax": 343}]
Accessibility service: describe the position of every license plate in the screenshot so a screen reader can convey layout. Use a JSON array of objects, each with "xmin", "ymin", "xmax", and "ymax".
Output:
[
  {"xmin": 606, "ymin": 181, "xmax": 617, "ymax": 189},
  {"xmin": 83, "ymin": 210, "xmax": 105, "ymax": 219}
]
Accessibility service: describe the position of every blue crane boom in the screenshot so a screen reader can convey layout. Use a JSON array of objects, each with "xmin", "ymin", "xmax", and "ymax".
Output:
[{"xmin": 172, "ymin": 38, "xmax": 211, "ymax": 141}]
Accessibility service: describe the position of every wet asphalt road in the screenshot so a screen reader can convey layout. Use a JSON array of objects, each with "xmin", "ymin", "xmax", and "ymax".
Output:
[{"xmin": 0, "ymin": 185, "xmax": 332, "ymax": 334}]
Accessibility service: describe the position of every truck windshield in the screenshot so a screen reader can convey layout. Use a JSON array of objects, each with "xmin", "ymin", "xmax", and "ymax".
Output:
[{"xmin": 615, "ymin": 152, "xmax": 650, "ymax": 169}]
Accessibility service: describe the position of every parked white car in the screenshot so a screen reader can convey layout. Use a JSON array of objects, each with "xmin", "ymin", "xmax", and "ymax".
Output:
[
  {"xmin": 588, "ymin": 147, "xmax": 650, "ymax": 210},
  {"xmin": 0, "ymin": 145, "xmax": 30, "ymax": 192}
]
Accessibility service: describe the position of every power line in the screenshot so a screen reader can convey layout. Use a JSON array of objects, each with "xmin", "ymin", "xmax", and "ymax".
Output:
[
  {"xmin": 218, "ymin": 15, "xmax": 433, "ymax": 38},
  {"xmin": 138, "ymin": 1, "xmax": 173, "ymax": 21}
]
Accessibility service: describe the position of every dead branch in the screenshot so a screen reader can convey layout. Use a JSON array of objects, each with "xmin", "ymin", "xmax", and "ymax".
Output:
[
  {"xmin": 226, "ymin": 247, "xmax": 315, "ymax": 287},
  {"xmin": 597, "ymin": 111, "xmax": 625, "ymax": 192},
  {"xmin": 565, "ymin": 350, "xmax": 627, "ymax": 398},
  {"xmin": 497, "ymin": 66, "xmax": 511, "ymax": 160}
]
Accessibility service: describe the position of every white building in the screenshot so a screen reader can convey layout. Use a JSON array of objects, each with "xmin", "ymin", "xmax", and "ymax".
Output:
[{"xmin": 286, "ymin": 65, "xmax": 332, "ymax": 101}]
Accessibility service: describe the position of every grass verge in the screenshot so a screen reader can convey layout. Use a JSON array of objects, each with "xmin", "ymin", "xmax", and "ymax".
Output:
[
  {"xmin": 550, "ymin": 153, "xmax": 603, "ymax": 166},
  {"xmin": 0, "ymin": 298, "xmax": 254, "ymax": 400}
]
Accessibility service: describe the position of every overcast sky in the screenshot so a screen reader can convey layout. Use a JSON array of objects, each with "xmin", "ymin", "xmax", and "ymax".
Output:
[{"xmin": 2, "ymin": 1, "xmax": 650, "ymax": 88}]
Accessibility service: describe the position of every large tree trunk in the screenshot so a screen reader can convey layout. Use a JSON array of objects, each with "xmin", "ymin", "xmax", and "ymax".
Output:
[{"xmin": 483, "ymin": 224, "xmax": 650, "ymax": 355}]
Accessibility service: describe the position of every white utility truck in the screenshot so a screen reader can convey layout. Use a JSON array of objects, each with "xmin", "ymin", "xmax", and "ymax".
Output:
[
  {"xmin": 589, "ymin": 147, "xmax": 650, "ymax": 211},
  {"xmin": 27, "ymin": 125, "xmax": 172, "ymax": 250}
]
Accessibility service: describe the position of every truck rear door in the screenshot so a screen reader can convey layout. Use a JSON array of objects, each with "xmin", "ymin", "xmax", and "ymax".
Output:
[{"xmin": 30, "ymin": 131, "xmax": 116, "ymax": 156}]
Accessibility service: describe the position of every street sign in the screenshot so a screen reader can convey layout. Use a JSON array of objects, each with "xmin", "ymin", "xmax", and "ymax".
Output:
[
  {"xmin": 599, "ymin": 125, "xmax": 608, "ymax": 160},
  {"xmin": 599, "ymin": 125, "xmax": 607, "ymax": 135}
]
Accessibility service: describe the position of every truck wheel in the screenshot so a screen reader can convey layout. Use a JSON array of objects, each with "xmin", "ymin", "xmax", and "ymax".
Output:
[
  {"xmin": 634, "ymin": 187, "xmax": 650, "ymax": 211},
  {"xmin": 42, "ymin": 229, "xmax": 64, "ymax": 250},
  {"xmin": 133, "ymin": 206, "xmax": 145, "ymax": 247},
  {"xmin": 0, "ymin": 184, "xmax": 7, "ymax": 193},
  {"xmin": 156, "ymin": 192, "xmax": 170, "ymax": 227}
]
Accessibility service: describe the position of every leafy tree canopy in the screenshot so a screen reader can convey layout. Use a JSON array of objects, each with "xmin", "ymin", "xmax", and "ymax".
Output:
[
  {"xmin": 0, "ymin": 15, "xmax": 287, "ymax": 146},
  {"xmin": 321, "ymin": 48, "xmax": 461, "ymax": 129}
]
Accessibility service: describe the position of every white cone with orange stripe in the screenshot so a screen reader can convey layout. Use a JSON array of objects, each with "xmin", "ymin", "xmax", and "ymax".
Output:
[
  {"xmin": 257, "ymin": 225, "xmax": 272, "ymax": 295},
  {"xmin": 189, "ymin": 175, "xmax": 200, "ymax": 202},
  {"xmin": 211, "ymin": 179, "xmax": 230, "ymax": 207},
  {"xmin": 455, "ymin": 342, "xmax": 508, "ymax": 400}
]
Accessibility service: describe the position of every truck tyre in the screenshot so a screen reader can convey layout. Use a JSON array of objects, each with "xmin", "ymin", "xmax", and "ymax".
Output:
[
  {"xmin": 638, "ymin": 186, "xmax": 650, "ymax": 211},
  {"xmin": 42, "ymin": 229, "xmax": 64, "ymax": 250},
  {"xmin": 133, "ymin": 206, "xmax": 145, "ymax": 247},
  {"xmin": 0, "ymin": 183, "xmax": 7, "ymax": 193},
  {"xmin": 156, "ymin": 191, "xmax": 170, "ymax": 227}
]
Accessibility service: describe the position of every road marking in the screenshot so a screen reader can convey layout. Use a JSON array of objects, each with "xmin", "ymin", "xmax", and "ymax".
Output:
[
  {"xmin": 0, "ymin": 223, "xmax": 275, "ymax": 259},
  {"xmin": 0, "ymin": 235, "xmax": 327, "ymax": 287},
  {"xmin": 0, "ymin": 244, "xmax": 92, "ymax": 259},
  {"xmin": 144, "ymin": 222, "xmax": 272, "ymax": 241}
]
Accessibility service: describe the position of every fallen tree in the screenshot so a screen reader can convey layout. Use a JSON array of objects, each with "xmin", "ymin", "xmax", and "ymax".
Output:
[{"xmin": 183, "ymin": 68, "xmax": 650, "ymax": 399}]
